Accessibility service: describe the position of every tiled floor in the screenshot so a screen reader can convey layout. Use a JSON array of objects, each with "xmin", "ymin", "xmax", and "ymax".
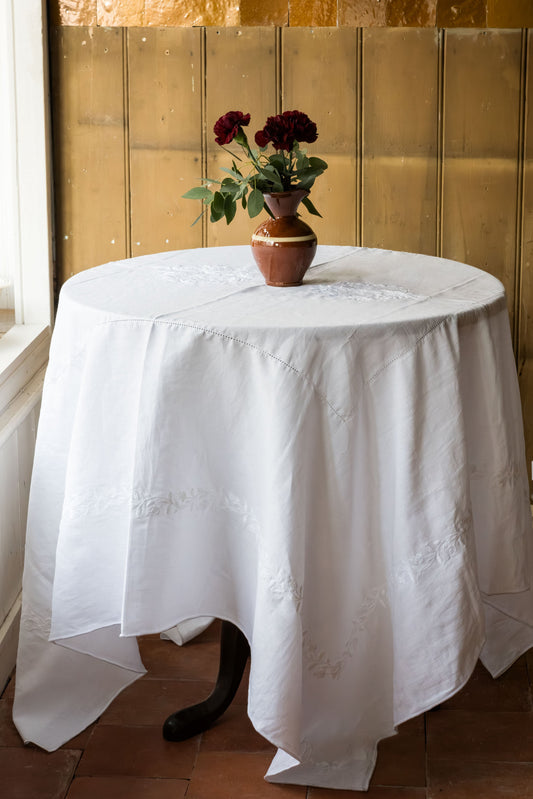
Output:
[{"xmin": 1, "ymin": 620, "xmax": 533, "ymax": 798}]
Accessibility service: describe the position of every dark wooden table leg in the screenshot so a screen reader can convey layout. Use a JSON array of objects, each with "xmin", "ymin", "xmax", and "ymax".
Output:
[{"xmin": 162, "ymin": 620, "xmax": 250, "ymax": 741}]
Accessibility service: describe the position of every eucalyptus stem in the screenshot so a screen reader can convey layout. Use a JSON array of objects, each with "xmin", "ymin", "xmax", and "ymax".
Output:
[
  {"xmin": 236, "ymin": 129, "xmax": 262, "ymax": 172},
  {"xmin": 281, "ymin": 149, "xmax": 290, "ymax": 190}
]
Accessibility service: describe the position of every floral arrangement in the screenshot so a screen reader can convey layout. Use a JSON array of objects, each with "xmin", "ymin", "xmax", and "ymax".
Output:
[{"xmin": 183, "ymin": 110, "xmax": 328, "ymax": 225}]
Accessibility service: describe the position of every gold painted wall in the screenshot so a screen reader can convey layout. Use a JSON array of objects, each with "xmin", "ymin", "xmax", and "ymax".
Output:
[
  {"xmin": 49, "ymin": 25, "xmax": 533, "ymax": 469},
  {"xmin": 48, "ymin": 0, "xmax": 533, "ymax": 28}
]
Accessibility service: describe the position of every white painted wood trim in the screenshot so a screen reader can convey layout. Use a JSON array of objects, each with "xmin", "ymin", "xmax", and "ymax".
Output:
[
  {"xmin": 0, "ymin": 592, "xmax": 21, "ymax": 694},
  {"xmin": 0, "ymin": 364, "xmax": 46, "ymax": 450},
  {"xmin": 0, "ymin": 324, "xmax": 50, "ymax": 414},
  {"xmin": 9, "ymin": 0, "xmax": 54, "ymax": 326}
]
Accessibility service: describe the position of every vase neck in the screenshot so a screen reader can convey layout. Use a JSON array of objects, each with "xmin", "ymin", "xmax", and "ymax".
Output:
[{"xmin": 263, "ymin": 189, "xmax": 309, "ymax": 218}]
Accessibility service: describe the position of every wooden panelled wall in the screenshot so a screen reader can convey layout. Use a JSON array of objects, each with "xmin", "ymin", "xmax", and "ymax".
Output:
[{"xmin": 50, "ymin": 26, "xmax": 533, "ymax": 468}]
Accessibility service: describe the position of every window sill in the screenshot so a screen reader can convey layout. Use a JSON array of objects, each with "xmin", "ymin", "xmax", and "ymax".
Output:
[{"xmin": 0, "ymin": 324, "xmax": 51, "ymax": 415}]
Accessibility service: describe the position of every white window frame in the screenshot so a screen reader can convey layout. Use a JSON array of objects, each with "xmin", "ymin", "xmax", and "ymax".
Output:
[{"xmin": 0, "ymin": 0, "xmax": 53, "ymax": 413}]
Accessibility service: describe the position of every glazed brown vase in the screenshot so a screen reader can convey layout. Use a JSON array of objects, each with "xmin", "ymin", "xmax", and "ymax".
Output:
[{"xmin": 251, "ymin": 190, "xmax": 317, "ymax": 287}]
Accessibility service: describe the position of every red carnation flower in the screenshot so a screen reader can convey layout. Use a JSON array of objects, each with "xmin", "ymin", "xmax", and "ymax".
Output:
[
  {"xmin": 254, "ymin": 128, "xmax": 270, "ymax": 148},
  {"xmin": 284, "ymin": 110, "xmax": 318, "ymax": 144},
  {"xmin": 214, "ymin": 111, "xmax": 251, "ymax": 145},
  {"xmin": 254, "ymin": 110, "xmax": 318, "ymax": 152}
]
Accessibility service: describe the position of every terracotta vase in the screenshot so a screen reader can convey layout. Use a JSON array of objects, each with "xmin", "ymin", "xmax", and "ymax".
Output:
[{"xmin": 251, "ymin": 190, "xmax": 317, "ymax": 287}]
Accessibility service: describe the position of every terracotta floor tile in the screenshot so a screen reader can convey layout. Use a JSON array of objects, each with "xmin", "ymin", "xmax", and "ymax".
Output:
[
  {"xmin": 0, "ymin": 746, "xmax": 79, "ymax": 799},
  {"xmin": 60, "ymin": 723, "xmax": 97, "ymax": 750},
  {"xmin": 66, "ymin": 775, "xmax": 188, "ymax": 798},
  {"xmin": 0, "ymin": 693, "xmax": 24, "ymax": 747},
  {"xmin": 427, "ymin": 709, "xmax": 533, "ymax": 762},
  {"xmin": 440, "ymin": 660, "xmax": 531, "ymax": 711},
  {"xmin": 0, "ymin": 675, "xmax": 15, "ymax": 700},
  {"xmin": 77, "ymin": 724, "xmax": 199, "ymax": 778},
  {"xmin": 0, "ymin": 677, "xmax": 93, "ymax": 750},
  {"xmin": 310, "ymin": 789, "xmax": 427, "ymax": 798},
  {"xmin": 138, "ymin": 637, "xmax": 220, "ymax": 681},
  {"xmin": 195, "ymin": 619, "xmax": 222, "ymax": 642},
  {"xmin": 370, "ymin": 716, "xmax": 426, "ymax": 788},
  {"xmin": 525, "ymin": 648, "xmax": 533, "ymax": 679},
  {"xmin": 200, "ymin": 703, "xmax": 275, "ymax": 752},
  {"xmin": 99, "ymin": 677, "xmax": 213, "ymax": 726},
  {"xmin": 428, "ymin": 759, "xmax": 533, "ymax": 798},
  {"xmin": 188, "ymin": 751, "xmax": 306, "ymax": 798},
  {"xmin": 234, "ymin": 659, "xmax": 251, "ymax": 704}
]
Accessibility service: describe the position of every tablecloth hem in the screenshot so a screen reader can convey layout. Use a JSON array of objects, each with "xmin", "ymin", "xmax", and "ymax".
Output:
[
  {"xmin": 264, "ymin": 747, "xmax": 377, "ymax": 792},
  {"xmin": 53, "ymin": 637, "xmax": 148, "ymax": 675},
  {"xmin": 393, "ymin": 633, "xmax": 484, "ymax": 727},
  {"xmin": 12, "ymin": 666, "xmax": 144, "ymax": 753}
]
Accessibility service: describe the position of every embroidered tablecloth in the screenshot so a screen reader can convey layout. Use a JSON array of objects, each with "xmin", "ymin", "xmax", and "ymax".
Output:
[{"xmin": 13, "ymin": 245, "xmax": 533, "ymax": 790}]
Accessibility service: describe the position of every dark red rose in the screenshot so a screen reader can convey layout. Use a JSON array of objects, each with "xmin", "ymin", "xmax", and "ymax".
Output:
[
  {"xmin": 214, "ymin": 111, "xmax": 251, "ymax": 145},
  {"xmin": 254, "ymin": 110, "xmax": 318, "ymax": 151}
]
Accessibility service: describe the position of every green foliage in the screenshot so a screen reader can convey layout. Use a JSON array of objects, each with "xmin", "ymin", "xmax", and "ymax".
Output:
[{"xmin": 183, "ymin": 130, "xmax": 328, "ymax": 226}]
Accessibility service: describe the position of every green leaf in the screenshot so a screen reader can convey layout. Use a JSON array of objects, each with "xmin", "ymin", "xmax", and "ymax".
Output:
[
  {"xmin": 220, "ymin": 178, "xmax": 240, "ymax": 196},
  {"xmin": 210, "ymin": 191, "xmax": 225, "ymax": 221},
  {"xmin": 295, "ymin": 166, "xmax": 324, "ymax": 190},
  {"xmin": 296, "ymin": 166, "xmax": 324, "ymax": 180},
  {"xmin": 224, "ymin": 195, "xmax": 237, "ymax": 225},
  {"xmin": 308, "ymin": 156, "xmax": 328, "ymax": 171},
  {"xmin": 301, "ymin": 195, "xmax": 322, "ymax": 218},
  {"xmin": 260, "ymin": 165, "xmax": 284, "ymax": 188},
  {"xmin": 247, "ymin": 188, "xmax": 264, "ymax": 218},
  {"xmin": 220, "ymin": 166, "xmax": 246, "ymax": 181},
  {"xmin": 268, "ymin": 154, "xmax": 286, "ymax": 171},
  {"xmin": 191, "ymin": 208, "xmax": 207, "ymax": 227},
  {"xmin": 182, "ymin": 186, "xmax": 213, "ymax": 201}
]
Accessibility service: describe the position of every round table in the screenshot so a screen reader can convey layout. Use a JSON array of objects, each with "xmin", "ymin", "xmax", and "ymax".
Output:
[{"xmin": 13, "ymin": 245, "xmax": 533, "ymax": 790}]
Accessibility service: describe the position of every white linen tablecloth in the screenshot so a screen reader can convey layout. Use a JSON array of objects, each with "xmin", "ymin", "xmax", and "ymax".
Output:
[{"xmin": 13, "ymin": 245, "xmax": 533, "ymax": 790}]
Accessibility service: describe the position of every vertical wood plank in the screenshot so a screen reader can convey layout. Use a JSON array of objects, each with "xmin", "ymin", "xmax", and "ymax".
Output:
[
  {"xmin": 50, "ymin": 27, "xmax": 127, "ymax": 284},
  {"xmin": 204, "ymin": 27, "xmax": 278, "ymax": 247},
  {"xmin": 518, "ymin": 30, "xmax": 533, "ymax": 477},
  {"xmin": 128, "ymin": 28, "xmax": 203, "ymax": 255},
  {"xmin": 282, "ymin": 27, "xmax": 359, "ymax": 245},
  {"xmin": 441, "ymin": 29, "xmax": 522, "ymax": 325},
  {"xmin": 362, "ymin": 27, "xmax": 439, "ymax": 255}
]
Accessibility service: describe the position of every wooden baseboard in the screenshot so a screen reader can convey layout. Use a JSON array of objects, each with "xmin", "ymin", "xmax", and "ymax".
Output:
[{"xmin": 0, "ymin": 593, "xmax": 21, "ymax": 694}]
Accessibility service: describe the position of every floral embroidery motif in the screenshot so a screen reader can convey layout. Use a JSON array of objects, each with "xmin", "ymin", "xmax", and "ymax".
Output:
[
  {"xmin": 151, "ymin": 261, "xmax": 259, "ymax": 285},
  {"xmin": 497, "ymin": 462, "xmax": 522, "ymax": 489},
  {"xmin": 300, "ymin": 280, "xmax": 422, "ymax": 302},
  {"xmin": 21, "ymin": 607, "xmax": 52, "ymax": 638},
  {"xmin": 303, "ymin": 519, "xmax": 473, "ymax": 680},
  {"xmin": 61, "ymin": 485, "xmax": 304, "ymax": 614},
  {"xmin": 131, "ymin": 488, "xmax": 261, "ymax": 538},
  {"xmin": 268, "ymin": 572, "xmax": 303, "ymax": 612},
  {"xmin": 303, "ymin": 586, "xmax": 388, "ymax": 679},
  {"xmin": 62, "ymin": 486, "xmax": 133, "ymax": 521},
  {"xmin": 395, "ymin": 512, "xmax": 472, "ymax": 586},
  {"xmin": 470, "ymin": 460, "xmax": 523, "ymax": 487},
  {"xmin": 470, "ymin": 460, "xmax": 530, "ymax": 502}
]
